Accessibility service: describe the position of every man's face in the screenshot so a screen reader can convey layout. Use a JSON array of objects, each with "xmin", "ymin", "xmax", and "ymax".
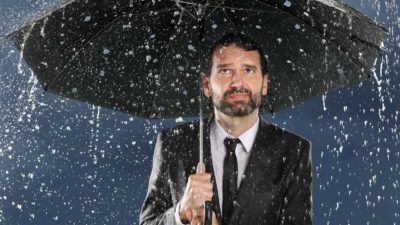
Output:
[{"xmin": 202, "ymin": 44, "xmax": 268, "ymax": 117}]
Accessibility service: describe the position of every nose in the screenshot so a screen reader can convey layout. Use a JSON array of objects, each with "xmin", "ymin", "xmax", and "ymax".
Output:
[{"xmin": 230, "ymin": 71, "xmax": 244, "ymax": 88}]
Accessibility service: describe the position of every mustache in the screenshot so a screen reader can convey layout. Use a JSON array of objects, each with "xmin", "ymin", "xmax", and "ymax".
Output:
[{"xmin": 223, "ymin": 88, "xmax": 251, "ymax": 97}]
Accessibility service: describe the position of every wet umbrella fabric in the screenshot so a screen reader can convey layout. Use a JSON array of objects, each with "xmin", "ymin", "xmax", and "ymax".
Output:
[{"xmin": 9, "ymin": 0, "xmax": 385, "ymax": 118}]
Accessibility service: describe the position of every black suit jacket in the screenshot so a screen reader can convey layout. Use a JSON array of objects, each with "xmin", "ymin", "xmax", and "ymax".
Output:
[{"xmin": 140, "ymin": 118, "xmax": 312, "ymax": 225}]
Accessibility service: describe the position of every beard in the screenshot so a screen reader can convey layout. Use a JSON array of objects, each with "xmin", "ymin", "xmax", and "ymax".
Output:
[{"xmin": 213, "ymin": 88, "xmax": 262, "ymax": 117}]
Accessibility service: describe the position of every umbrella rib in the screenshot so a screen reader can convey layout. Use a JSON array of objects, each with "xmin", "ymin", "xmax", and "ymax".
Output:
[
  {"xmin": 204, "ymin": 0, "xmax": 226, "ymax": 19},
  {"xmin": 221, "ymin": 9, "xmax": 238, "ymax": 30},
  {"xmin": 174, "ymin": 0, "xmax": 197, "ymax": 19}
]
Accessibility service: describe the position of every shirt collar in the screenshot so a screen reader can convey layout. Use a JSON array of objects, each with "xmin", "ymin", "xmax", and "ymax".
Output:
[{"xmin": 211, "ymin": 116, "xmax": 259, "ymax": 153}]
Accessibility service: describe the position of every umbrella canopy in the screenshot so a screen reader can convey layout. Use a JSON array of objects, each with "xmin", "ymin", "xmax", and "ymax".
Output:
[{"xmin": 8, "ymin": 0, "xmax": 386, "ymax": 118}]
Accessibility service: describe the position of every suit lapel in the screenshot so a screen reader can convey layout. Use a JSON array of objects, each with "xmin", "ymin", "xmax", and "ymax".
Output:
[{"xmin": 229, "ymin": 119, "xmax": 276, "ymax": 223}]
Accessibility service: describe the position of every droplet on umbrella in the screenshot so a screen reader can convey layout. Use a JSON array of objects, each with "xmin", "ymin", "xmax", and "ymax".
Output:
[
  {"xmin": 212, "ymin": 24, "xmax": 217, "ymax": 29},
  {"xmin": 295, "ymin": 24, "xmax": 301, "ymax": 29},
  {"xmin": 188, "ymin": 44, "xmax": 195, "ymax": 51},
  {"xmin": 72, "ymin": 88, "xmax": 78, "ymax": 93},
  {"xmin": 84, "ymin": 16, "xmax": 91, "ymax": 22},
  {"xmin": 103, "ymin": 49, "xmax": 110, "ymax": 54},
  {"xmin": 336, "ymin": 68, "xmax": 344, "ymax": 77},
  {"xmin": 177, "ymin": 66, "xmax": 184, "ymax": 71},
  {"xmin": 283, "ymin": 0, "xmax": 292, "ymax": 7},
  {"xmin": 255, "ymin": 25, "xmax": 262, "ymax": 29},
  {"xmin": 146, "ymin": 55, "xmax": 152, "ymax": 62}
]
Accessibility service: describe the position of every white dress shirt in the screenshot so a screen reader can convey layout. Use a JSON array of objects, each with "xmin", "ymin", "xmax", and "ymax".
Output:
[{"xmin": 174, "ymin": 117, "xmax": 260, "ymax": 224}]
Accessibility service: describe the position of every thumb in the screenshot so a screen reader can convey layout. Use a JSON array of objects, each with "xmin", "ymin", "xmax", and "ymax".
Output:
[{"xmin": 196, "ymin": 162, "xmax": 206, "ymax": 174}]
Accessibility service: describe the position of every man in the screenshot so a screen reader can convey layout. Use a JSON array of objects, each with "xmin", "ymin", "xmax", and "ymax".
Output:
[{"xmin": 140, "ymin": 33, "xmax": 312, "ymax": 225}]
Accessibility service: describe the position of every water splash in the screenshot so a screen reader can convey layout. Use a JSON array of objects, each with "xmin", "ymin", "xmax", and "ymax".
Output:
[{"xmin": 17, "ymin": 23, "xmax": 35, "ymax": 75}]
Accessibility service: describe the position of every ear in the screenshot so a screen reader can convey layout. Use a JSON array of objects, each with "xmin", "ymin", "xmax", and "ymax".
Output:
[
  {"xmin": 201, "ymin": 72, "xmax": 212, "ymax": 97},
  {"xmin": 262, "ymin": 73, "xmax": 268, "ymax": 96}
]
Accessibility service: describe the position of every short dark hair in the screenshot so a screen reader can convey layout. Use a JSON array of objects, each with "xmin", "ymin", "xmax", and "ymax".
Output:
[{"xmin": 205, "ymin": 32, "xmax": 269, "ymax": 76}]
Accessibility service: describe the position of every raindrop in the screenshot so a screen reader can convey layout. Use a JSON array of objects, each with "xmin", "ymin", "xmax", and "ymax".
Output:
[
  {"xmin": 255, "ymin": 25, "xmax": 262, "ymax": 29},
  {"xmin": 277, "ymin": 38, "xmax": 282, "ymax": 44},
  {"xmin": 99, "ymin": 70, "xmax": 105, "ymax": 76},
  {"xmin": 283, "ymin": 0, "xmax": 291, "ymax": 7},
  {"xmin": 294, "ymin": 24, "xmax": 301, "ymax": 29},
  {"xmin": 84, "ymin": 16, "xmax": 91, "ymax": 22},
  {"xmin": 188, "ymin": 44, "xmax": 195, "ymax": 51},
  {"xmin": 146, "ymin": 55, "xmax": 152, "ymax": 62},
  {"xmin": 72, "ymin": 88, "xmax": 78, "ymax": 93},
  {"xmin": 336, "ymin": 68, "xmax": 344, "ymax": 77},
  {"xmin": 212, "ymin": 24, "xmax": 217, "ymax": 29},
  {"xmin": 177, "ymin": 66, "xmax": 184, "ymax": 71},
  {"xmin": 103, "ymin": 49, "xmax": 110, "ymax": 54}
]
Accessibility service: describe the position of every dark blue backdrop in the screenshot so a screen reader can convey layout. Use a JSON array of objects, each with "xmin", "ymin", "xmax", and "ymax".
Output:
[{"xmin": 0, "ymin": 0, "xmax": 399, "ymax": 224}]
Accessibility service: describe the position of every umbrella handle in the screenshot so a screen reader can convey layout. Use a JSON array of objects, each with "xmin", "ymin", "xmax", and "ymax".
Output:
[{"xmin": 204, "ymin": 201, "xmax": 212, "ymax": 225}]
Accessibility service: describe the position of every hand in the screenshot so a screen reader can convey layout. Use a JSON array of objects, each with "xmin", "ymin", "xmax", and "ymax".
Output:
[
  {"xmin": 190, "ymin": 210, "xmax": 219, "ymax": 225},
  {"xmin": 179, "ymin": 163, "xmax": 213, "ymax": 223}
]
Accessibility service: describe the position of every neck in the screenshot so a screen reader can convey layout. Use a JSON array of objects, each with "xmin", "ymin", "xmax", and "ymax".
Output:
[{"xmin": 214, "ymin": 109, "xmax": 259, "ymax": 138}]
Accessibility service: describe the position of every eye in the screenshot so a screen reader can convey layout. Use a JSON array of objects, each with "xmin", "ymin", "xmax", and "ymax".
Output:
[
  {"xmin": 244, "ymin": 68, "xmax": 255, "ymax": 74},
  {"xmin": 219, "ymin": 68, "xmax": 232, "ymax": 74}
]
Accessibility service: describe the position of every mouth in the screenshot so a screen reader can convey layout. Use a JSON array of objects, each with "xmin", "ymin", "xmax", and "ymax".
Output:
[{"xmin": 225, "ymin": 88, "xmax": 250, "ymax": 99}]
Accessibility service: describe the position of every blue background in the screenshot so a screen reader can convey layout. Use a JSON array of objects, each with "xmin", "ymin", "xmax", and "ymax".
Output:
[{"xmin": 0, "ymin": 0, "xmax": 399, "ymax": 224}]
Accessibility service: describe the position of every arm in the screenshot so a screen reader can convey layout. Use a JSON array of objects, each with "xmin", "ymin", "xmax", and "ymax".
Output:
[
  {"xmin": 139, "ymin": 132, "xmax": 177, "ymax": 225},
  {"xmin": 280, "ymin": 140, "xmax": 312, "ymax": 225}
]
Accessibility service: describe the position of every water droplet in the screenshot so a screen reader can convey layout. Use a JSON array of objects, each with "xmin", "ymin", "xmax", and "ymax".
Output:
[
  {"xmin": 283, "ymin": 0, "xmax": 292, "ymax": 7},
  {"xmin": 188, "ymin": 44, "xmax": 195, "ymax": 51},
  {"xmin": 84, "ymin": 16, "xmax": 91, "ymax": 22}
]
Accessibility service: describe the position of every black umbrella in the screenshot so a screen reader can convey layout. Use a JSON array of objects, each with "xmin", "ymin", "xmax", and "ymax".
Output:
[{"xmin": 8, "ymin": 0, "xmax": 386, "ymax": 118}]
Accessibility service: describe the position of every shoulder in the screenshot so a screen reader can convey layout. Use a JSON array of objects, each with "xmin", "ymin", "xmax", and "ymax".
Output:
[{"xmin": 259, "ymin": 118, "xmax": 311, "ymax": 146}]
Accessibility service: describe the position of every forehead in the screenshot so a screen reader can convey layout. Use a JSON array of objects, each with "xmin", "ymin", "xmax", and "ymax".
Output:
[{"xmin": 211, "ymin": 44, "xmax": 261, "ymax": 65}]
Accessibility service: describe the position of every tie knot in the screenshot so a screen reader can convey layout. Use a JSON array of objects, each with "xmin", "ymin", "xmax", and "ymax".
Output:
[{"xmin": 224, "ymin": 138, "xmax": 241, "ymax": 154}]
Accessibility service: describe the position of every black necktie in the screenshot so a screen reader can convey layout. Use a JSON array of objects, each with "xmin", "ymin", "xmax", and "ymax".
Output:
[{"xmin": 223, "ymin": 138, "xmax": 240, "ymax": 225}]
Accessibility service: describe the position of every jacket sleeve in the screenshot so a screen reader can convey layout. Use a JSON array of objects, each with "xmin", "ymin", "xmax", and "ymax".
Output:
[
  {"xmin": 280, "ymin": 139, "xmax": 313, "ymax": 225},
  {"xmin": 139, "ymin": 132, "xmax": 178, "ymax": 225}
]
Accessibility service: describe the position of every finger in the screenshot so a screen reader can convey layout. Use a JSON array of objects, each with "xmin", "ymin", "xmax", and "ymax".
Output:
[
  {"xmin": 188, "ymin": 173, "xmax": 212, "ymax": 182},
  {"xmin": 196, "ymin": 162, "xmax": 206, "ymax": 174},
  {"xmin": 192, "ymin": 208, "xmax": 205, "ymax": 224},
  {"xmin": 211, "ymin": 211, "xmax": 219, "ymax": 225}
]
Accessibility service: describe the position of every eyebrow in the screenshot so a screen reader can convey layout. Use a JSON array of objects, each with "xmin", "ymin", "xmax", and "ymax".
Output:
[
  {"xmin": 216, "ymin": 63, "xmax": 258, "ymax": 69},
  {"xmin": 216, "ymin": 63, "xmax": 233, "ymax": 69}
]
